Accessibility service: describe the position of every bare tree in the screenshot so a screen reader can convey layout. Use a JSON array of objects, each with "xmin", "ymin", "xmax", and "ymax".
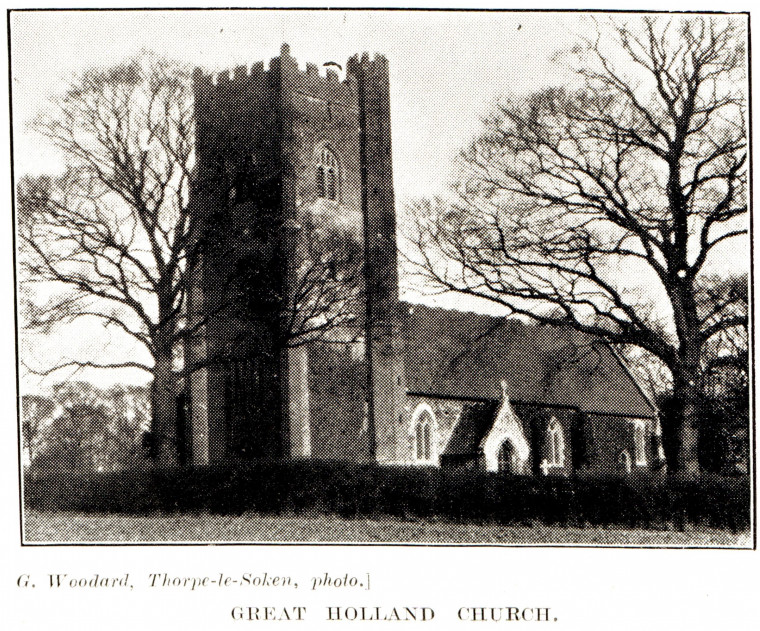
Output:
[
  {"xmin": 618, "ymin": 272, "xmax": 748, "ymax": 392},
  {"xmin": 18, "ymin": 55, "xmax": 196, "ymax": 465},
  {"xmin": 696, "ymin": 273, "xmax": 748, "ymax": 386},
  {"xmin": 281, "ymin": 217, "xmax": 364, "ymax": 349},
  {"xmin": 408, "ymin": 16, "xmax": 747, "ymax": 475},
  {"xmin": 19, "ymin": 55, "xmax": 365, "ymax": 465}
]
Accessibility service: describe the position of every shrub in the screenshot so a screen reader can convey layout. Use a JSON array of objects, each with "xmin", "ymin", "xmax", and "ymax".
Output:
[{"xmin": 24, "ymin": 461, "xmax": 750, "ymax": 533}]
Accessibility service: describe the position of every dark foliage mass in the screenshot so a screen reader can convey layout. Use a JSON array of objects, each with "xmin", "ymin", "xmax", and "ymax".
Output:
[
  {"xmin": 660, "ymin": 376, "xmax": 749, "ymax": 477},
  {"xmin": 22, "ymin": 383, "xmax": 150, "ymax": 472},
  {"xmin": 25, "ymin": 461, "xmax": 749, "ymax": 533}
]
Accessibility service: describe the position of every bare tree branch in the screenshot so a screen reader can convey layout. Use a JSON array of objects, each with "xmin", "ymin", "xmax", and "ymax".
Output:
[{"xmin": 406, "ymin": 15, "xmax": 747, "ymax": 474}]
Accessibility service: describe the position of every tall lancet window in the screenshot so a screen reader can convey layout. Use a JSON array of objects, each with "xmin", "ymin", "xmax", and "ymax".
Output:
[
  {"xmin": 547, "ymin": 418, "xmax": 564, "ymax": 467},
  {"xmin": 411, "ymin": 403, "xmax": 436, "ymax": 464},
  {"xmin": 634, "ymin": 420, "xmax": 648, "ymax": 465},
  {"xmin": 316, "ymin": 147, "xmax": 339, "ymax": 201}
]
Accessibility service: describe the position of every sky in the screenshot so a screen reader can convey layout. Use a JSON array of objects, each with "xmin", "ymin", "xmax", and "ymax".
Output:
[
  {"xmin": 11, "ymin": 9, "xmax": 585, "ymax": 389},
  {"xmin": 10, "ymin": 9, "xmax": 750, "ymax": 390},
  {"xmin": 11, "ymin": 9, "xmax": 584, "ymax": 201}
]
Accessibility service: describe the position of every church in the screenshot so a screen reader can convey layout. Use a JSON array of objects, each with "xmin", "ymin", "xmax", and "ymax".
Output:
[{"xmin": 181, "ymin": 44, "xmax": 663, "ymax": 477}]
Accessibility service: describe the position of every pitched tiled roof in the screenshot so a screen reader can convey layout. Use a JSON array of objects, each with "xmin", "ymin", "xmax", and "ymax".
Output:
[
  {"xmin": 440, "ymin": 401, "xmax": 498, "ymax": 457},
  {"xmin": 401, "ymin": 303, "xmax": 656, "ymax": 418}
]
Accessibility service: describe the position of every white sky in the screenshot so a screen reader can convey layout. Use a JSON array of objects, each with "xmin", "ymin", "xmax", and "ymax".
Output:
[
  {"xmin": 10, "ymin": 9, "xmax": 750, "ymax": 390},
  {"xmin": 11, "ymin": 10, "xmax": 584, "ymax": 200}
]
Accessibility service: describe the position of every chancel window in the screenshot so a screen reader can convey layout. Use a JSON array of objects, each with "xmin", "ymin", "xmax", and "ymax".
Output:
[
  {"xmin": 634, "ymin": 421, "xmax": 647, "ymax": 465},
  {"xmin": 316, "ymin": 147, "xmax": 338, "ymax": 201},
  {"xmin": 547, "ymin": 418, "xmax": 564, "ymax": 467}
]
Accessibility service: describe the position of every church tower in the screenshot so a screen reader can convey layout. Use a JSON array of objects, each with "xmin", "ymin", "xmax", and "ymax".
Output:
[{"xmin": 184, "ymin": 45, "xmax": 406, "ymax": 465}]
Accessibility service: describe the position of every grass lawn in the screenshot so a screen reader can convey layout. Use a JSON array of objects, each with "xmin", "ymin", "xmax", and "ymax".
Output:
[{"xmin": 23, "ymin": 510, "xmax": 751, "ymax": 547}]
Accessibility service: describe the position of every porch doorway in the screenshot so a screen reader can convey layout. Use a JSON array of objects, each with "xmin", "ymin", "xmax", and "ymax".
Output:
[{"xmin": 497, "ymin": 439, "xmax": 519, "ymax": 474}]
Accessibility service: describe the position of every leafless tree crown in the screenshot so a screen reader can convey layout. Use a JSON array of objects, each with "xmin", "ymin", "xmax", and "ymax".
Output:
[{"xmin": 410, "ymin": 16, "xmax": 747, "ymax": 369}]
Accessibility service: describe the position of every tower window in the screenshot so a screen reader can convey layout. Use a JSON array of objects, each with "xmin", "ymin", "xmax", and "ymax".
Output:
[{"xmin": 317, "ymin": 147, "xmax": 339, "ymax": 201}]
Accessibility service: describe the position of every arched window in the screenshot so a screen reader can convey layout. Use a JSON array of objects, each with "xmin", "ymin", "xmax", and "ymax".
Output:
[
  {"xmin": 547, "ymin": 418, "xmax": 564, "ymax": 467},
  {"xmin": 316, "ymin": 147, "xmax": 339, "ymax": 201},
  {"xmin": 411, "ymin": 403, "xmax": 436, "ymax": 464},
  {"xmin": 634, "ymin": 420, "xmax": 647, "ymax": 465}
]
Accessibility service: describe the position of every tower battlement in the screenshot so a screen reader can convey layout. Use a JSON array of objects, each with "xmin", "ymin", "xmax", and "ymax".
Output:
[
  {"xmin": 346, "ymin": 51, "xmax": 390, "ymax": 76},
  {"xmin": 192, "ymin": 44, "xmax": 382, "ymax": 120}
]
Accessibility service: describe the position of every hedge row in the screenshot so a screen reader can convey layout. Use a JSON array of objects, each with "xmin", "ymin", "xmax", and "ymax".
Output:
[{"xmin": 25, "ymin": 460, "xmax": 750, "ymax": 532}]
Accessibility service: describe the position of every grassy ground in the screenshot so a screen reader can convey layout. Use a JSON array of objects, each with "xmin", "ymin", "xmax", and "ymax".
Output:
[{"xmin": 23, "ymin": 510, "xmax": 751, "ymax": 547}]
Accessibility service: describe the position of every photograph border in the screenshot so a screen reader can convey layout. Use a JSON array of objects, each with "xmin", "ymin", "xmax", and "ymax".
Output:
[{"xmin": 9, "ymin": 5, "xmax": 755, "ymax": 551}]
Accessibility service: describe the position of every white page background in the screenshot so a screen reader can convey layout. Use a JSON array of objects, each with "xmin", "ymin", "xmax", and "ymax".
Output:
[{"xmin": 2, "ymin": 2, "xmax": 757, "ymax": 629}]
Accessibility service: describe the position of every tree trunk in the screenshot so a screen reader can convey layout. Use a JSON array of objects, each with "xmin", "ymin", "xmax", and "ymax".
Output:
[
  {"xmin": 151, "ymin": 345, "xmax": 178, "ymax": 466},
  {"xmin": 670, "ymin": 369, "xmax": 702, "ymax": 477}
]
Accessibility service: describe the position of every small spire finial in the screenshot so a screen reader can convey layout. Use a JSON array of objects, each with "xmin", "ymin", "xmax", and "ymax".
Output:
[
  {"xmin": 281, "ymin": 43, "xmax": 291, "ymax": 56},
  {"xmin": 501, "ymin": 380, "xmax": 509, "ymax": 400}
]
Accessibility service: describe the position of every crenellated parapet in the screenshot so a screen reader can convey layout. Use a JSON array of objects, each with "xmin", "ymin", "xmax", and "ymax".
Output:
[
  {"xmin": 345, "ymin": 51, "xmax": 390, "ymax": 82},
  {"xmin": 193, "ymin": 43, "xmax": 360, "ymax": 123}
]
